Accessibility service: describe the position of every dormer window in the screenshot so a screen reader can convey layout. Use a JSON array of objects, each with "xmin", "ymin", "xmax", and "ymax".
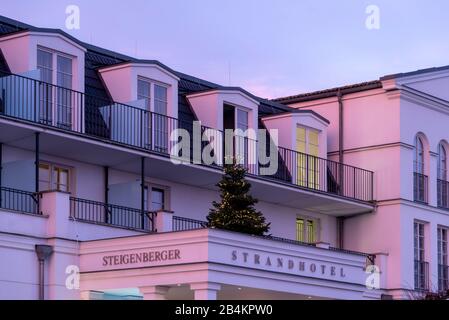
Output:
[
  {"xmin": 137, "ymin": 78, "xmax": 151, "ymax": 109},
  {"xmin": 296, "ymin": 126, "xmax": 319, "ymax": 157},
  {"xmin": 37, "ymin": 48, "xmax": 73, "ymax": 88},
  {"xmin": 36, "ymin": 48, "xmax": 73, "ymax": 129},
  {"xmin": 137, "ymin": 77, "xmax": 168, "ymax": 115},
  {"xmin": 155, "ymin": 84, "xmax": 168, "ymax": 115},
  {"xmin": 37, "ymin": 49, "xmax": 53, "ymax": 83},
  {"xmin": 236, "ymin": 108, "xmax": 248, "ymax": 132}
]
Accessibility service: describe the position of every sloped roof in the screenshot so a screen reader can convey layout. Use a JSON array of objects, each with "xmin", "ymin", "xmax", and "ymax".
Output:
[
  {"xmin": 0, "ymin": 14, "xmax": 317, "ymax": 120},
  {"xmin": 273, "ymin": 80, "xmax": 382, "ymax": 104}
]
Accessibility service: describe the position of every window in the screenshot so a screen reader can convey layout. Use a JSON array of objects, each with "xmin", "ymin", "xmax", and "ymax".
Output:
[
  {"xmin": 37, "ymin": 49, "xmax": 53, "ymax": 83},
  {"xmin": 438, "ymin": 227, "xmax": 448, "ymax": 292},
  {"xmin": 413, "ymin": 135, "xmax": 427, "ymax": 203},
  {"xmin": 137, "ymin": 78, "xmax": 168, "ymax": 115},
  {"xmin": 438, "ymin": 143, "xmax": 447, "ymax": 180},
  {"xmin": 150, "ymin": 188, "xmax": 165, "ymax": 211},
  {"xmin": 296, "ymin": 126, "xmax": 320, "ymax": 188},
  {"xmin": 235, "ymin": 109, "xmax": 249, "ymax": 166},
  {"xmin": 137, "ymin": 78, "xmax": 151, "ymax": 110},
  {"xmin": 138, "ymin": 78, "xmax": 169, "ymax": 152},
  {"xmin": 38, "ymin": 163, "xmax": 71, "ymax": 193},
  {"xmin": 36, "ymin": 48, "xmax": 73, "ymax": 129},
  {"xmin": 236, "ymin": 109, "xmax": 248, "ymax": 132},
  {"xmin": 414, "ymin": 221, "xmax": 428, "ymax": 291},
  {"xmin": 438, "ymin": 143, "xmax": 448, "ymax": 208},
  {"xmin": 296, "ymin": 217, "xmax": 318, "ymax": 243},
  {"xmin": 414, "ymin": 136, "xmax": 425, "ymax": 174},
  {"xmin": 154, "ymin": 84, "xmax": 167, "ymax": 115}
]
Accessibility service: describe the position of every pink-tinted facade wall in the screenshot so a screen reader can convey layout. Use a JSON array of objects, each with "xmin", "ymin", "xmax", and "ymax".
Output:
[{"xmin": 287, "ymin": 73, "xmax": 449, "ymax": 298}]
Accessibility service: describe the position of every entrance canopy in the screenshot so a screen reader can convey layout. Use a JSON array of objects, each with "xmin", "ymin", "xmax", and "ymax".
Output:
[{"xmin": 79, "ymin": 229, "xmax": 383, "ymax": 300}]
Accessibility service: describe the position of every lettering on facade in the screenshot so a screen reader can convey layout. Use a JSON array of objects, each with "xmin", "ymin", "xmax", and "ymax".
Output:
[
  {"xmin": 231, "ymin": 250, "xmax": 346, "ymax": 278},
  {"xmin": 102, "ymin": 249, "xmax": 181, "ymax": 267}
]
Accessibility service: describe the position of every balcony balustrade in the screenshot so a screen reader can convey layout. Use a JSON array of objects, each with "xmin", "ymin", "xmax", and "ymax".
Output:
[
  {"xmin": 0, "ymin": 186, "xmax": 40, "ymax": 215},
  {"xmin": 414, "ymin": 260, "xmax": 430, "ymax": 291},
  {"xmin": 0, "ymin": 71, "xmax": 374, "ymax": 203},
  {"xmin": 413, "ymin": 172, "xmax": 428, "ymax": 204},
  {"xmin": 69, "ymin": 197, "xmax": 156, "ymax": 232},
  {"xmin": 437, "ymin": 179, "xmax": 449, "ymax": 209}
]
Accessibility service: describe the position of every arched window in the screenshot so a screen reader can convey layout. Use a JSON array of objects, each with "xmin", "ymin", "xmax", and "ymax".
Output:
[
  {"xmin": 437, "ymin": 142, "xmax": 448, "ymax": 208},
  {"xmin": 414, "ymin": 135, "xmax": 428, "ymax": 203},
  {"xmin": 414, "ymin": 136, "xmax": 425, "ymax": 174},
  {"xmin": 438, "ymin": 142, "xmax": 447, "ymax": 181}
]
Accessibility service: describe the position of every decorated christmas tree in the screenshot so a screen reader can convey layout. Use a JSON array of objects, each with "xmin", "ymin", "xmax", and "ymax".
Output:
[{"xmin": 207, "ymin": 163, "xmax": 270, "ymax": 235}]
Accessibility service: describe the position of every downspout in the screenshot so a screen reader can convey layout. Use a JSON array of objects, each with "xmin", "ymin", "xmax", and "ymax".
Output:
[
  {"xmin": 35, "ymin": 132, "xmax": 40, "ymax": 214},
  {"xmin": 337, "ymin": 90, "xmax": 344, "ymax": 249},
  {"xmin": 141, "ymin": 157, "xmax": 145, "ymax": 230},
  {"xmin": 0, "ymin": 143, "xmax": 2, "ymax": 206},
  {"xmin": 104, "ymin": 166, "xmax": 109, "ymax": 223},
  {"xmin": 35, "ymin": 245, "xmax": 53, "ymax": 300},
  {"xmin": 338, "ymin": 89, "xmax": 344, "ymax": 165}
]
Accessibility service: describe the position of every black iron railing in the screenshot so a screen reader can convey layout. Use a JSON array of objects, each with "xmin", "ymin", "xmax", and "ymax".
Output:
[
  {"xmin": 415, "ymin": 260, "xmax": 430, "ymax": 291},
  {"xmin": 0, "ymin": 187, "xmax": 40, "ymax": 215},
  {"xmin": 0, "ymin": 71, "xmax": 374, "ymax": 203},
  {"xmin": 437, "ymin": 179, "xmax": 449, "ymax": 209},
  {"xmin": 0, "ymin": 71, "xmax": 84, "ymax": 131},
  {"xmin": 414, "ymin": 173, "xmax": 428, "ymax": 204},
  {"xmin": 70, "ymin": 197, "xmax": 156, "ymax": 232},
  {"xmin": 268, "ymin": 146, "xmax": 374, "ymax": 202},
  {"xmin": 438, "ymin": 264, "xmax": 449, "ymax": 292},
  {"xmin": 172, "ymin": 216, "xmax": 208, "ymax": 231}
]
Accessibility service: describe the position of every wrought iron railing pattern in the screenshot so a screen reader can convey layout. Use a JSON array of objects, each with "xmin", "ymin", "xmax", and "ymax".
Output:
[
  {"xmin": 70, "ymin": 197, "xmax": 156, "ymax": 232},
  {"xmin": 0, "ymin": 186, "xmax": 40, "ymax": 215},
  {"xmin": 414, "ymin": 260, "xmax": 430, "ymax": 291},
  {"xmin": 438, "ymin": 264, "xmax": 449, "ymax": 293},
  {"xmin": 414, "ymin": 172, "xmax": 428, "ymax": 204},
  {"xmin": 172, "ymin": 216, "xmax": 208, "ymax": 231},
  {"xmin": 0, "ymin": 71, "xmax": 374, "ymax": 203},
  {"xmin": 437, "ymin": 179, "xmax": 449, "ymax": 209}
]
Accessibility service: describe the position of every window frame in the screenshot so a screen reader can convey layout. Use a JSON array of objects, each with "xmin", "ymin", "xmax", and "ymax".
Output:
[
  {"xmin": 414, "ymin": 221, "xmax": 425, "ymax": 261},
  {"xmin": 144, "ymin": 183, "xmax": 170, "ymax": 212},
  {"xmin": 37, "ymin": 46, "xmax": 74, "ymax": 88},
  {"xmin": 414, "ymin": 136, "xmax": 425, "ymax": 174},
  {"xmin": 438, "ymin": 142, "xmax": 447, "ymax": 181},
  {"xmin": 38, "ymin": 161, "xmax": 73, "ymax": 193},
  {"xmin": 438, "ymin": 226, "xmax": 448, "ymax": 266},
  {"xmin": 137, "ymin": 76, "xmax": 169, "ymax": 115},
  {"xmin": 296, "ymin": 125, "xmax": 320, "ymax": 156},
  {"xmin": 296, "ymin": 215, "xmax": 319, "ymax": 244}
]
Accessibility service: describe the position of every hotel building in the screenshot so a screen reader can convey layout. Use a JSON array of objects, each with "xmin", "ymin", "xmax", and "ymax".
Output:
[{"xmin": 0, "ymin": 15, "xmax": 446, "ymax": 300}]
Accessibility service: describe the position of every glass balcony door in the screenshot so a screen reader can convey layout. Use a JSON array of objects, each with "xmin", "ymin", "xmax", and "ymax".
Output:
[{"xmin": 37, "ymin": 49, "xmax": 73, "ymax": 129}]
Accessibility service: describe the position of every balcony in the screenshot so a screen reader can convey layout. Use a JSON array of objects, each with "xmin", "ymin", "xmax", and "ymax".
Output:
[
  {"xmin": 414, "ymin": 260, "xmax": 430, "ymax": 291},
  {"xmin": 437, "ymin": 179, "xmax": 449, "ymax": 209},
  {"xmin": 413, "ymin": 173, "xmax": 428, "ymax": 204},
  {"xmin": 70, "ymin": 197, "xmax": 156, "ymax": 232},
  {"xmin": 0, "ymin": 186, "xmax": 39, "ymax": 215},
  {"xmin": 0, "ymin": 71, "xmax": 374, "ymax": 205}
]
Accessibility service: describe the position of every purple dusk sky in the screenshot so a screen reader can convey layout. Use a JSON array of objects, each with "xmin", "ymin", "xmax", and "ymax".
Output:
[{"xmin": 1, "ymin": 0, "xmax": 449, "ymax": 98}]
